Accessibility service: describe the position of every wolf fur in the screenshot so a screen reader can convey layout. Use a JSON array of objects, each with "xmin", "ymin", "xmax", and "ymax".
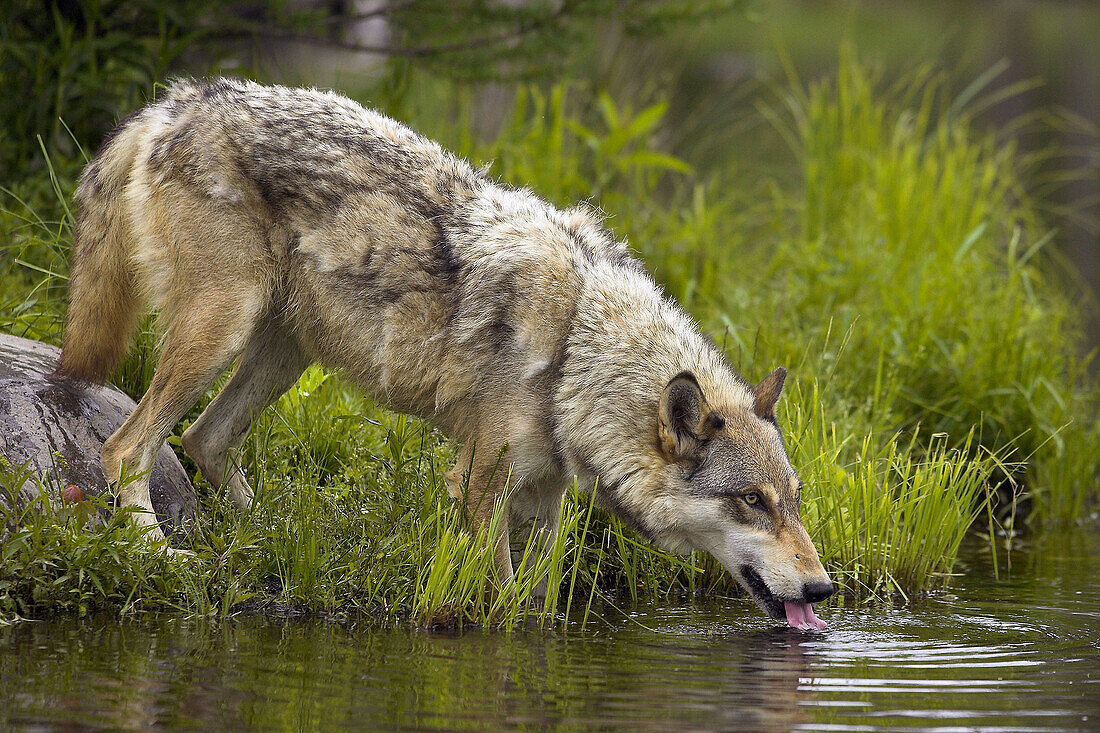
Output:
[{"xmin": 59, "ymin": 78, "xmax": 833, "ymax": 622}]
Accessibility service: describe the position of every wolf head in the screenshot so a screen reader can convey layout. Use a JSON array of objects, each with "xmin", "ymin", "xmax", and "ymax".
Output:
[{"xmin": 647, "ymin": 367, "xmax": 834, "ymax": 629}]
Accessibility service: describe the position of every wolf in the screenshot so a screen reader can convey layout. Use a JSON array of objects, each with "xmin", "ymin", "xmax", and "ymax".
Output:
[{"xmin": 58, "ymin": 77, "xmax": 834, "ymax": 629}]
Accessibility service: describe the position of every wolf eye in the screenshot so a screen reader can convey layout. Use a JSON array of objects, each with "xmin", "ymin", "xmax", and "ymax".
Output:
[{"xmin": 742, "ymin": 492, "xmax": 761, "ymax": 506}]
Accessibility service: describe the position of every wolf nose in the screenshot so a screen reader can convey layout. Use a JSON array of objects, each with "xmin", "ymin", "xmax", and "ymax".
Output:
[{"xmin": 802, "ymin": 580, "xmax": 835, "ymax": 604}]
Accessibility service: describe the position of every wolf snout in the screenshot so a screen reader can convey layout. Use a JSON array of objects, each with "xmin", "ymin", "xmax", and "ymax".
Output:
[{"xmin": 801, "ymin": 579, "xmax": 835, "ymax": 604}]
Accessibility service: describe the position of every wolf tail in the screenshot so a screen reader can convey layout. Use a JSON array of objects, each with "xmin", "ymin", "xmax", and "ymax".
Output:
[{"xmin": 57, "ymin": 117, "xmax": 145, "ymax": 383}]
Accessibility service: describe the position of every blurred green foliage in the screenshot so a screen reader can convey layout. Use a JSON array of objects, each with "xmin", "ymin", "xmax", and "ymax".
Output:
[
  {"xmin": 0, "ymin": 0, "xmax": 211, "ymax": 171},
  {"xmin": 0, "ymin": 0, "xmax": 744, "ymax": 174}
]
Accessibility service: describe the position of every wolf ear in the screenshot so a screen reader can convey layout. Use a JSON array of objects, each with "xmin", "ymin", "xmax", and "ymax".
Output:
[
  {"xmin": 752, "ymin": 366, "xmax": 787, "ymax": 420},
  {"xmin": 659, "ymin": 372, "xmax": 723, "ymax": 461}
]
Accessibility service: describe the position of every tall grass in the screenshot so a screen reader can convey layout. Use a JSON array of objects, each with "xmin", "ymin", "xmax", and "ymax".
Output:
[
  {"xmin": 787, "ymin": 380, "xmax": 1005, "ymax": 599},
  {"xmin": 749, "ymin": 50, "xmax": 1099, "ymax": 525},
  {"xmin": 1, "ymin": 51, "xmax": 1097, "ymax": 626}
]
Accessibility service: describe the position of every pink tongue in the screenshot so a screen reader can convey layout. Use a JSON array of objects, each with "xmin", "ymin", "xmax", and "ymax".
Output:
[{"xmin": 784, "ymin": 601, "xmax": 827, "ymax": 630}]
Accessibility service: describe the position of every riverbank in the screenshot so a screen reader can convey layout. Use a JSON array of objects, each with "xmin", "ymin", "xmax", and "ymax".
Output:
[
  {"xmin": 3, "ymin": 523, "xmax": 1097, "ymax": 730},
  {"xmin": 1, "ymin": 54, "xmax": 1096, "ymax": 625}
]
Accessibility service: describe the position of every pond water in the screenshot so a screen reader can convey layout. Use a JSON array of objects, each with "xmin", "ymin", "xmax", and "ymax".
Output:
[{"xmin": 2, "ymin": 526, "xmax": 1097, "ymax": 731}]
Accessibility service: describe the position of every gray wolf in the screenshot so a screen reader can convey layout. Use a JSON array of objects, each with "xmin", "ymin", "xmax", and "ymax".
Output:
[{"xmin": 58, "ymin": 78, "xmax": 834, "ymax": 629}]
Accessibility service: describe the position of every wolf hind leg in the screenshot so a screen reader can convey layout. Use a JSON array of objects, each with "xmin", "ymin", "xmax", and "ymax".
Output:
[
  {"xmin": 181, "ymin": 309, "xmax": 309, "ymax": 509},
  {"xmin": 102, "ymin": 288, "xmax": 266, "ymax": 546}
]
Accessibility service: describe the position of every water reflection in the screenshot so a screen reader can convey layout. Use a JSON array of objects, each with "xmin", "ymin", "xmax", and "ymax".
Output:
[{"xmin": 1, "ymin": 527, "xmax": 1098, "ymax": 731}]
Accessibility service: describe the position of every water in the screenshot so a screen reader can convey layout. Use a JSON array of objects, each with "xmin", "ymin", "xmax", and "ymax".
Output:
[{"xmin": 2, "ymin": 528, "xmax": 1097, "ymax": 731}]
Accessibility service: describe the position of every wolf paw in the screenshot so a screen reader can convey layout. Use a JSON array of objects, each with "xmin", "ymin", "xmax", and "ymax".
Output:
[
  {"xmin": 227, "ymin": 474, "xmax": 254, "ymax": 510},
  {"xmin": 132, "ymin": 532, "xmax": 195, "ymax": 559}
]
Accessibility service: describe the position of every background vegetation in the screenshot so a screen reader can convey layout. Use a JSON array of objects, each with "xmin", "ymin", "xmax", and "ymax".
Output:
[{"xmin": 1, "ymin": 1, "xmax": 1097, "ymax": 627}]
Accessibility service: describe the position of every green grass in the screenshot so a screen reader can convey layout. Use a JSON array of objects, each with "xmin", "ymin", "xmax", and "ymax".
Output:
[
  {"xmin": 1, "ymin": 50, "xmax": 1097, "ymax": 626},
  {"xmin": 763, "ymin": 51, "xmax": 1099, "ymax": 525}
]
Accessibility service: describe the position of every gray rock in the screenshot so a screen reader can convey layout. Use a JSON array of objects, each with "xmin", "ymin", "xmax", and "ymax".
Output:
[{"xmin": 0, "ymin": 331, "xmax": 196, "ymax": 536}]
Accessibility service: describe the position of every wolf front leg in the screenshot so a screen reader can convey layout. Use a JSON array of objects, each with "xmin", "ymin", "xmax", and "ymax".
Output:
[
  {"xmin": 504, "ymin": 479, "xmax": 567, "ymax": 603},
  {"xmin": 529, "ymin": 496, "xmax": 564, "ymax": 602},
  {"xmin": 445, "ymin": 441, "xmax": 515, "ymax": 590}
]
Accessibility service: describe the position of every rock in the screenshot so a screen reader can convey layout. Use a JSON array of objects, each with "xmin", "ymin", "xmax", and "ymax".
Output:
[{"xmin": 0, "ymin": 331, "xmax": 196, "ymax": 536}]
